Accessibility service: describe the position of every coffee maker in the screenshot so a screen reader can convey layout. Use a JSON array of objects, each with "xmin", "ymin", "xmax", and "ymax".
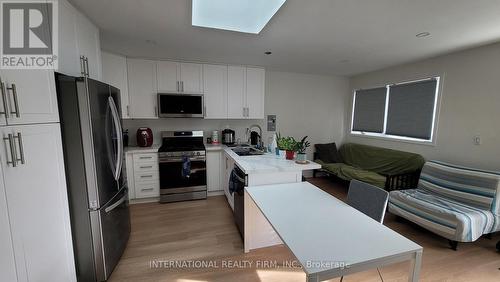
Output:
[{"xmin": 222, "ymin": 128, "xmax": 235, "ymax": 145}]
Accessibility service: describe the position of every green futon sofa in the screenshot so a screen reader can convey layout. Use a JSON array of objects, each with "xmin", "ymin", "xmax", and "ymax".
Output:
[{"xmin": 314, "ymin": 143, "xmax": 425, "ymax": 190}]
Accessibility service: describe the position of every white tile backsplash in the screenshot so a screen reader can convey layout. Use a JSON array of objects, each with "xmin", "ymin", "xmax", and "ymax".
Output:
[{"xmin": 123, "ymin": 118, "xmax": 266, "ymax": 146}]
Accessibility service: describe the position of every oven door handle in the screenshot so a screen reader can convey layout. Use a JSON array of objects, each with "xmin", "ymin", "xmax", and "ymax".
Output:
[
  {"xmin": 232, "ymin": 171, "xmax": 246, "ymax": 183},
  {"xmin": 190, "ymin": 168, "xmax": 206, "ymax": 174},
  {"xmin": 160, "ymin": 157, "xmax": 206, "ymax": 163}
]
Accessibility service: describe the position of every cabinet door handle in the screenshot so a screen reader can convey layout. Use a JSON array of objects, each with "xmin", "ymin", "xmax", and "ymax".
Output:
[
  {"xmin": 141, "ymin": 188, "xmax": 154, "ymax": 192},
  {"xmin": 140, "ymin": 175, "xmax": 153, "ymax": 178},
  {"xmin": 176, "ymin": 81, "xmax": 179, "ymax": 92},
  {"xmin": 3, "ymin": 134, "xmax": 17, "ymax": 167},
  {"xmin": 14, "ymin": 132, "xmax": 25, "ymax": 164},
  {"xmin": 140, "ymin": 165, "xmax": 153, "ymax": 169},
  {"xmin": 126, "ymin": 105, "xmax": 130, "ymax": 117},
  {"xmin": 85, "ymin": 57, "xmax": 90, "ymax": 77},
  {"xmin": 0, "ymin": 80, "xmax": 9, "ymax": 118},
  {"xmin": 7, "ymin": 84, "xmax": 20, "ymax": 117},
  {"xmin": 181, "ymin": 81, "xmax": 184, "ymax": 92},
  {"xmin": 80, "ymin": 56, "xmax": 85, "ymax": 76}
]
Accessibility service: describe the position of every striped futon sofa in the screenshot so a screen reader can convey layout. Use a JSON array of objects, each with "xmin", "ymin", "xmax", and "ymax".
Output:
[{"xmin": 388, "ymin": 161, "xmax": 500, "ymax": 249}]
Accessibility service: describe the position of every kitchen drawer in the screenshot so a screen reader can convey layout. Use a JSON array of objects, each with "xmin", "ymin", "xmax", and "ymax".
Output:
[
  {"xmin": 135, "ymin": 181, "xmax": 159, "ymax": 198},
  {"xmin": 133, "ymin": 153, "xmax": 158, "ymax": 163},
  {"xmin": 134, "ymin": 170, "xmax": 159, "ymax": 182},
  {"xmin": 133, "ymin": 162, "xmax": 158, "ymax": 173}
]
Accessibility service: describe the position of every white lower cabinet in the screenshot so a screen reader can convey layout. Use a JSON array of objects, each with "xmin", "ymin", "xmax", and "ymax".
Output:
[
  {"xmin": 223, "ymin": 152, "xmax": 235, "ymax": 210},
  {"xmin": 126, "ymin": 152, "xmax": 159, "ymax": 201},
  {"xmin": 0, "ymin": 165, "xmax": 16, "ymax": 282},
  {"xmin": 207, "ymin": 150, "xmax": 223, "ymax": 193},
  {"xmin": 0, "ymin": 123, "xmax": 75, "ymax": 282}
]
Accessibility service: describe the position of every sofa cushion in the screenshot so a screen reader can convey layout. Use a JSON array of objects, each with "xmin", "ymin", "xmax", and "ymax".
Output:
[
  {"xmin": 418, "ymin": 161, "xmax": 500, "ymax": 215},
  {"xmin": 315, "ymin": 143, "xmax": 342, "ymax": 163},
  {"xmin": 318, "ymin": 161, "xmax": 386, "ymax": 188},
  {"xmin": 389, "ymin": 189, "xmax": 497, "ymax": 242},
  {"xmin": 339, "ymin": 143, "xmax": 424, "ymax": 175}
]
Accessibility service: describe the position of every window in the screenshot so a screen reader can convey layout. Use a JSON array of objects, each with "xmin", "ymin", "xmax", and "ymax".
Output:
[{"xmin": 351, "ymin": 77, "xmax": 440, "ymax": 143}]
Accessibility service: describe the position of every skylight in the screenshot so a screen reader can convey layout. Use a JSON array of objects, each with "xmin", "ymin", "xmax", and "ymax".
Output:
[{"xmin": 192, "ymin": 0, "xmax": 286, "ymax": 34}]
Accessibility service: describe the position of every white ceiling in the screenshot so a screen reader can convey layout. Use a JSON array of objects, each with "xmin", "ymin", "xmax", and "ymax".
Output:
[{"xmin": 69, "ymin": 0, "xmax": 500, "ymax": 76}]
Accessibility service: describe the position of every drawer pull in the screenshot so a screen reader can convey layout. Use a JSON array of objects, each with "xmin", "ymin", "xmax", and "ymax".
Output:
[
  {"xmin": 141, "ymin": 188, "xmax": 154, "ymax": 192},
  {"xmin": 139, "ymin": 156, "xmax": 153, "ymax": 159},
  {"xmin": 140, "ymin": 175, "xmax": 153, "ymax": 178},
  {"xmin": 140, "ymin": 165, "xmax": 153, "ymax": 169}
]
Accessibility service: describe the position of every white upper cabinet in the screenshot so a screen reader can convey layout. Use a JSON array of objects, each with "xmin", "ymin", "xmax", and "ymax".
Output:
[
  {"xmin": 157, "ymin": 61, "xmax": 203, "ymax": 94},
  {"xmin": 127, "ymin": 59, "xmax": 158, "ymax": 119},
  {"xmin": 102, "ymin": 52, "xmax": 130, "ymax": 119},
  {"xmin": 227, "ymin": 66, "xmax": 246, "ymax": 119},
  {"xmin": 0, "ymin": 69, "xmax": 59, "ymax": 125},
  {"xmin": 58, "ymin": 0, "xmax": 79, "ymax": 77},
  {"xmin": 179, "ymin": 63, "xmax": 203, "ymax": 93},
  {"xmin": 157, "ymin": 61, "xmax": 179, "ymax": 92},
  {"xmin": 203, "ymin": 64, "xmax": 227, "ymax": 119},
  {"xmin": 124, "ymin": 57, "xmax": 264, "ymax": 120},
  {"xmin": 227, "ymin": 66, "xmax": 265, "ymax": 119},
  {"xmin": 58, "ymin": 0, "xmax": 101, "ymax": 80},
  {"xmin": 1, "ymin": 123, "xmax": 75, "ymax": 282},
  {"xmin": 245, "ymin": 67, "xmax": 265, "ymax": 119},
  {"xmin": 75, "ymin": 11, "xmax": 101, "ymax": 80}
]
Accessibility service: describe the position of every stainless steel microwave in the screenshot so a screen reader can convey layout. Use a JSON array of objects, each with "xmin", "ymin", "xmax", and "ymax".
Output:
[{"xmin": 157, "ymin": 93, "xmax": 204, "ymax": 118}]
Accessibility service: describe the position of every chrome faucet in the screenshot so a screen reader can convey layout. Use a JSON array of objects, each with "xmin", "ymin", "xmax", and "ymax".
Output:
[{"xmin": 247, "ymin": 124, "xmax": 263, "ymax": 149}]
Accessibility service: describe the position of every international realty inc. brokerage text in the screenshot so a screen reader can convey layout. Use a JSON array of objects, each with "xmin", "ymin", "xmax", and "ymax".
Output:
[{"xmin": 150, "ymin": 259, "xmax": 302, "ymax": 270}]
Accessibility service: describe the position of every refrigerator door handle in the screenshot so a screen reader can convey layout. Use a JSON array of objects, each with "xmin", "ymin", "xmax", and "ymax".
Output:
[
  {"xmin": 108, "ymin": 96, "xmax": 123, "ymax": 181},
  {"xmin": 104, "ymin": 193, "xmax": 127, "ymax": 213}
]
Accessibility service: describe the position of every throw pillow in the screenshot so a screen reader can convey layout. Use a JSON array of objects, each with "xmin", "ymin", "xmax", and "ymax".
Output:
[{"xmin": 315, "ymin": 143, "xmax": 342, "ymax": 163}]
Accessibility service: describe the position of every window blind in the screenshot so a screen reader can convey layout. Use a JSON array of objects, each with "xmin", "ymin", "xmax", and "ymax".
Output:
[
  {"xmin": 386, "ymin": 79, "xmax": 437, "ymax": 140},
  {"xmin": 352, "ymin": 87, "xmax": 387, "ymax": 133}
]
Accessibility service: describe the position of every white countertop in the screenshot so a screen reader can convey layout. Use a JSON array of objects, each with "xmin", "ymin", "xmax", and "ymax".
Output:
[
  {"xmin": 124, "ymin": 144, "xmax": 160, "ymax": 154},
  {"xmin": 245, "ymin": 182, "xmax": 422, "ymax": 275},
  {"xmin": 204, "ymin": 143, "xmax": 225, "ymax": 151},
  {"xmin": 224, "ymin": 147, "xmax": 321, "ymax": 174}
]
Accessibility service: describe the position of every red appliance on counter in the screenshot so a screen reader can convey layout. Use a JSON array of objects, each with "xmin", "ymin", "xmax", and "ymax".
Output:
[{"xmin": 136, "ymin": 128, "xmax": 153, "ymax": 147}]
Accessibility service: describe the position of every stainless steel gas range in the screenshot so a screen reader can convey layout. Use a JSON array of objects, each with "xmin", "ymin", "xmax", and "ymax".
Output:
[{"xmin": 158, "ymin": 131, "xmax": 207, "ymax": 203}]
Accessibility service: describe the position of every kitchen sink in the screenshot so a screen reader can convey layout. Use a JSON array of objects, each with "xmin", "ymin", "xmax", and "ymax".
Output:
[{"xmin": 231, "ymin": 147, "xmax": 265, "ymax": 156}]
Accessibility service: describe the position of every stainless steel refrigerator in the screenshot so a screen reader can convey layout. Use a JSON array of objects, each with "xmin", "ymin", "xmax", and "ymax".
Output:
[{"xmin": 55, "ymin": 73, "xmax": 130, "ymax": 281}]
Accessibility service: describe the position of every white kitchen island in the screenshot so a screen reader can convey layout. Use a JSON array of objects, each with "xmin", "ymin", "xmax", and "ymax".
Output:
[
  {"xmin": 245, "ymin": 182, "xmax": 423, "ymax": 282},
  {"xmin": 222, "ymin": 147, "xmax": 321, "ymax": 209},
  {"xmin": 223, "ymin": 147, "xmax": 321, "ymax": 185},
  {"xmin": 222, "ymin": 146, "xmax": 321, "ymax": 249}
]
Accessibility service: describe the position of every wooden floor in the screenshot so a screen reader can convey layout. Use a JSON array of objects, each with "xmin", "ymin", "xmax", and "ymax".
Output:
[{"xmin": 109, "ymin": 177, "xmax": 500, "ymax": 282}]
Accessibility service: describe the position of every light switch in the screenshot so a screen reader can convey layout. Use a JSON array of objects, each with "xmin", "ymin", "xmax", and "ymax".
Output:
[
  {"xmin": 473, "ymin": 135, "xmax": 481, "ymax": 145},
  {"xmin": 267, "ymin": 115, "xmax": 276, "ymax": 131}
]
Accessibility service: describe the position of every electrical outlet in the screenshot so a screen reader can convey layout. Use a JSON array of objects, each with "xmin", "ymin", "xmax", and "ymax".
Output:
[
  {"xmin": 473, "ymin": 135, "xmax": 482, "ymax": 145},
  {"xmin": 267, "ymin": 115, "xmax": 276, "ymax": 131}
]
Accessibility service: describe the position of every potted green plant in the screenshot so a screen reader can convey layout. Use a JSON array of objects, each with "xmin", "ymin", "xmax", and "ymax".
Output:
[
  {"xmin": 295, "ymin": 136, "xmax": 310, "ymax": 163},
  {"xmin": 276, "ymin": 132, "xmax": 286, "ymax": 157},
  {"xmin": 281, "ymin": 136, "xmax": 297, "ymax": 160}
]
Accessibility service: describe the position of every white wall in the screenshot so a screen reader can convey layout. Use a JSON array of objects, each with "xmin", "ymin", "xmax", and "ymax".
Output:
[
  {"xmin": 346, "ymin": 42, "xmax": 500, "ymax": 171},
  {"xmin": 124, "ymin": 70, "xmax": 348, "ymax": 161}
]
